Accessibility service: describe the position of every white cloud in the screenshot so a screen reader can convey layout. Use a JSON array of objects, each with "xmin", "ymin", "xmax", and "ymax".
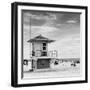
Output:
[
  {"xmin": 56, "ymin": 24, "xmax": 62, "ymax": 26},
  {"xmin": 31, "ymin": 25, "xmax": 58, "ymax": 37},
  {"xmin": 66, "ymin": 20, "xmax": 77, "ymax": 24}
]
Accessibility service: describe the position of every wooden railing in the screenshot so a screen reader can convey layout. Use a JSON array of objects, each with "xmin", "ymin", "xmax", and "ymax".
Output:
[{"xmin": 30, "ymin": 50, "xmax": 58, "ymax": 57}]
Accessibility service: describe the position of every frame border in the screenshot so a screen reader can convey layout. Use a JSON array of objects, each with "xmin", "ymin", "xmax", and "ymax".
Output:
[{"xmin": 11, "ymin": 2, "xmax": 88, "ymax": 87}]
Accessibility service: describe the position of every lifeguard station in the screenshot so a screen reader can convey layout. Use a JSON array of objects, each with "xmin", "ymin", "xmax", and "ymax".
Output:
[{"xmin": 27, "ymin": 34, "xmax": 58, "ymax": 71}]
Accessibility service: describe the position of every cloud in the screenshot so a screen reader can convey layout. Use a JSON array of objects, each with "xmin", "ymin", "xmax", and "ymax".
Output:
[
  {"xmin": 31, "ymin": 25, "xmax": 59, "ymax": 37},
  {"xmin": 48, "ymin": 33, "xmax": 80, "ymax": 58},
  {"xmin": 66, "ymin": 20, "xmax": 77, "ymax": 24},
  {"xmin": 24, "ymin": 12, "xmax": 57, "ymax": 20},
  {"xmin": 23, "ymin": 24, "xmax": 59, "ymax": 39},
  {"xmin": 23, "ymin": 12, "xmax": 58, "ymax": 27}
]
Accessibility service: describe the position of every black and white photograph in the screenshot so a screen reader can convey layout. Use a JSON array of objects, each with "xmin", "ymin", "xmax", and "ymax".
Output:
[
  {"xmin": 11, "ymin": 2, "xmax": 88, "ymax": 87},
  {"xmin": 22, "ymin": 10, "xmax": 81, "ymax": 79}
]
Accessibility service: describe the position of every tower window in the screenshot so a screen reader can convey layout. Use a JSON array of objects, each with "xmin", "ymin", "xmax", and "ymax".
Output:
[
  {"xmin": 43, "ymin": 43, "xmax": 46, "ymax": 46},
  {"xmin": 42, "ymin": 43, "xmax": 47, "ymax": 50},
  {"xmin": 43, "ymin": 47, "xmax": 46, "ymax": 50}
]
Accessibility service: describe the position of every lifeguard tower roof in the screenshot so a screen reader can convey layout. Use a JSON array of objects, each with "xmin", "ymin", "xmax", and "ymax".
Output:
[{"xmin": 27, "ymin": 34, "xmax": 55, "ymax": 43}]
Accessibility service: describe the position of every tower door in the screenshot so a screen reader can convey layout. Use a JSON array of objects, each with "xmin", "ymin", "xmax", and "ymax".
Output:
[{"xmin": 37, "ymin": 59, "xmax": 50, "ymax": 69}]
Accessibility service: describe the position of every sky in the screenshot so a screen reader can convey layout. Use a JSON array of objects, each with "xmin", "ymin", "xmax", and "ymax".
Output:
[{"xmin": 23, "ymin": 10, "xmax": 80, "ymax": 59}]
